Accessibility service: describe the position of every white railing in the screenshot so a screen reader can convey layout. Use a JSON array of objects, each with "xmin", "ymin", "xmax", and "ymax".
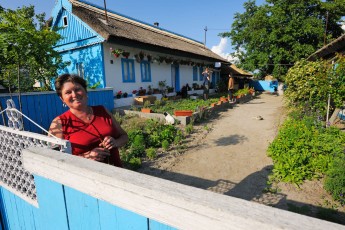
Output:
[{"xmin": 22, "ymin": 147, "xmax": 344, "ymax": 230}]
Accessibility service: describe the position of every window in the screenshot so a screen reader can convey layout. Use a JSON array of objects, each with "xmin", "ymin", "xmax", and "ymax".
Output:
[
  {"xmin": 193, "ymin": 66, "xmax": 198, "ymax": 81},
  {"xmin": 140, "ymin": 61, "xmax": 151, "ymax": 82},
  {"xmin": 199, "ymin": 67, "xmax": 203, "ymax": 81},
  {"xmin": 121, "ymin": 58, "xmax": 135, "ymax": 82},
  {"xmin": 63, "ymin": 16, "xmax": 68, "ymax": 27},
  {"xmin": 76, "ymin": 62, "xmax": 84, "ymax": 78}
]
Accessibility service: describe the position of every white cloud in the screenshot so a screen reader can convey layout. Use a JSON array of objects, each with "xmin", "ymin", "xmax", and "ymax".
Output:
[
  {"xmin": 211, "ymin": 37, "xmax": 228, "ymax": 58},
  {"xmin": 211, "ymin": 38, "xmax": 239, "ymax": 63}
]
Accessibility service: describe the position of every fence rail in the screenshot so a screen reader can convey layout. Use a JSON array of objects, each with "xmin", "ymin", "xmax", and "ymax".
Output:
[
  {"xmin": 0, "ymin": 146, "xmax": 343, "ymax": 230},
  {"xmin": 0, "ymin": 88, "xmax": 114, "ymax": 133}
]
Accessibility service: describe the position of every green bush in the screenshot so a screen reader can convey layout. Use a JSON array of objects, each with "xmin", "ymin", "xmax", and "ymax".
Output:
[
  {"xmin": 128, "ymin": 157, "xmax": 142, "ymax": 170},
  {"xmin": 324, "ymin": 157, "xmax": 345, "ymax": 205},
  {"xmin": 185, "ymin": 123, "xmax": 194, "ymax": 135},
  {"xmin": 284, "ymin": 55, "xmax": 345, "ymax": 118},
  {"xmin": 130, "ymin": 134, "xmax": 146, "ymax": 157},
  {"xmin": 145, "ymin": 147, "xmax": 157, "ymax": 160},
  {"xmin": 162, "ymin": 140, "xmax": 170, "ymax": 151},
  {"xmin": 267, "ymin": 116, "xmax": 345, "ymax": 185}
]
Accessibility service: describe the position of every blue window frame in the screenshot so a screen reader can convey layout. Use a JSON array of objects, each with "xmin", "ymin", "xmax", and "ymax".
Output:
[
  {"xmin": 199, "ymin": 67, "xmax": 203, "ymax": 81},
  {"xmin": 193, "ymin": 66, "xmax": 198, "ymax": 81},
  {"xmin": 140, "ymin": 61, "xmax": 151, "ymax": 82},
  {"xmin": 121, "ymin": 58, "xmax": 135, "ymax": 82}
]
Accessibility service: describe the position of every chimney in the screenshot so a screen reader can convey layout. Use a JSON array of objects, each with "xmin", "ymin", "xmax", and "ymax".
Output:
[{"xmin": 154, "ymin": 22, "xmax": 159, "ymax": 27}]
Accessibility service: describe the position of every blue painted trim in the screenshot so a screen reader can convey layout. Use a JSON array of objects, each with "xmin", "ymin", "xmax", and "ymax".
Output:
[
  {"xmin": 140, "ymin": 61, "xmax": 152, "ymax": 82},
  {"xmin": 121, "ymin": 58, "xmax": 135, "ymax": 83},
  {"xmin": 100, "ymin": 44, "xmax": 107, "ymax": 87},
  {"xmin": 193, "ymin": 66, "xmax": 198, "ymax": 81},
  {"xmin": 172, "ymin": 65, "xmax": 180, "ymax": 91},
  {"xmin": 199, "ymin": 67, "xmax": 203, "ymax": 81},
  {"xmin": 0, "ymin": 188, "xmax": 9, "ymax": 230},
  {"xmin": 77, "ymin": 0, "xmax": 203, "ymax": 45},
  {"xmin": 54, "ymin": 37, "xmax": 103, "ymax": 52}
]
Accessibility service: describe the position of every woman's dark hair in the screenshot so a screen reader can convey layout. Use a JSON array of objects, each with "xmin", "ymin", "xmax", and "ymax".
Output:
[{"xmin": 55, "ymin": 74, "xmax": 87, "ymax": 97}]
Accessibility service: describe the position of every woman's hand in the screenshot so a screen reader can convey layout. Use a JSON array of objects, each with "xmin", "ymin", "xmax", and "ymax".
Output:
[
  {"xmin": 82, "ymin": 147, "xmax": 110, "ymax": 161},
  {"xmin": 100, "ymin": 136, "xmax": 117, "ymax": 150}
]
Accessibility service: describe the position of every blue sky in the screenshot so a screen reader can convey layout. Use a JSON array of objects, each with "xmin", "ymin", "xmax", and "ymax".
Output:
[{"xmin": 1, "ymin": 0, "xmax": 266, "ymax": 60}]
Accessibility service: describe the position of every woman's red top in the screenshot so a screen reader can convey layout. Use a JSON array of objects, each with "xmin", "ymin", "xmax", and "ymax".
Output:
[{"xmin": 59, "ymin": 105, "xmax": 122, "ymax": 167}]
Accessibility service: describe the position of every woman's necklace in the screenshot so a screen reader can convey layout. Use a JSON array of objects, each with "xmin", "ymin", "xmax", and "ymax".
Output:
[
  {"xmin": 71, "ymin": 106, "xmax": 93, "ymax": 122},
  {"xmin": 87, "ymin": 106, "xmax": 93, "ymax": 121}
]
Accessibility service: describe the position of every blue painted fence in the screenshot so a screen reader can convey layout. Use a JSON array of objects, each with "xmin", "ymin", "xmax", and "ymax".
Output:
[
  {"xmin": 0, "ymin": 176, "xmax": 173, "ymax": 230},
  {"xmin": 250, "ymin": 80, "xmax": 278, "ymax": 93},
  {"xmin": 0, "ymin": 88, "xmax": 114, "ymax": 134}
]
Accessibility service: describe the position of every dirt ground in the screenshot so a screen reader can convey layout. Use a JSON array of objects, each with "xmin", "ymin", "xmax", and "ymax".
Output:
[{"xmin": 138, "ymin": 93, "xmax": 345, "ymax": 225}]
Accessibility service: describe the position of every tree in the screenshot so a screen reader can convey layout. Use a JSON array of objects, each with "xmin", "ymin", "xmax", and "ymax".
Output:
[
  {"xmin": 284, "ymin": 54, "xmax": 345, "ymax": 118},
  {"xmin": 0, "ymin": 5, "xmax": 67, "ymax": 92},
  {"xmin": 221, "ymin": 0, "xmax": 345, "ymax": 79}
]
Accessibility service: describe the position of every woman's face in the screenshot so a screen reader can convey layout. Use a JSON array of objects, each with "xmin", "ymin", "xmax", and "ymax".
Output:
[{"xmin": 60, "ymin": 82, "xmax": 87, "ymax": 109}]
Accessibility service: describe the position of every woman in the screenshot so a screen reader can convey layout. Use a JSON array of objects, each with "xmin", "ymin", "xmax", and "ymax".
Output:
[
  {"xmin": 49, "ymin": 74, "xmax": 128, "ymax": 167},
  {"xmin": 202, "ymin": 68, "xmax": 211, "ymax": 100}
]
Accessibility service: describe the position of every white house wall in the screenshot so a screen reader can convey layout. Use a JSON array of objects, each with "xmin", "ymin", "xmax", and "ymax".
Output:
[{"xmin": 103, "ymin": 43, "xmax": 213, "ymax": 96}]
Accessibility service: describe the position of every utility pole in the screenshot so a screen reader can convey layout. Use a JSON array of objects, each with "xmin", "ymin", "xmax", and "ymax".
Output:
[
  {"xmin": 204, "ymin": 26, "xmax": 207, "ymax": 47},
  {"xmin": 104, "ymin": 0, "xmax": 109, "ymax": 23}
]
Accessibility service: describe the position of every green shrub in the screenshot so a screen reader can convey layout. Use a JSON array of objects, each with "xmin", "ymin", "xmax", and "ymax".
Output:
[
  {"xmin": 162, "ymin": 140, "xmax": 170, "ymax": 151},
  {"xmin": 174, "ymin": 130, "xmax": 184, "ymax": 145},
  {"xmin": 128, "ymin": 157, "xmax": 142, "ymax": 170},
  {"xmin": 284, "ymin": 55, "xmax": 345, "ymax": 118},
  {"xmin": 131, "ymin": 134, "xmax": 146, "ymax": 157},
  {"xmin": 160, "ymin": 125, "xmax": 176, "ymax": 143},
  {"xmin": 324, "ymin": 157, "xmax": 345, "ymax": 205},
  {"xmin": 143, "ymin": 100, "xmax": 151, "ymax": 108},
  {"xmin": 185, "ymin": 123, "xmax": 194, "ymax": 135},
  {"xmin": 146, "ymin": 147, "xmax": 157, "ymax": 160},
  {"xmin": 267, "ymin": 116, "xmax": 345, "ymax": 185}
]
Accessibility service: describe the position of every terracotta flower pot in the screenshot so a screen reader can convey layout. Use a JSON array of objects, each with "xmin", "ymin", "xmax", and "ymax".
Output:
[
  {"xmin": 220, "ymin": 97, "xmax": 228, "ymax": 102},
  {"xmin": 141, "ymin": 108, "xmax": 153, "ymax": 113},
  {"xmin": 211, "ymin": 103, "xmax": 217, "ymax": 108},
  {"xmin": 174, "ymin": 110, "xmax": 193, "ymax": 117}
]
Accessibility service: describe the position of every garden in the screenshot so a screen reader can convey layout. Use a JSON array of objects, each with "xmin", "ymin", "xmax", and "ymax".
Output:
[
  {"xmin": 113, "ymin": 88, "xmax": 256, "ymax": 170},
  {"xmin": 267, "ymin": 54, "xmax": 345, "ymax": 216}
]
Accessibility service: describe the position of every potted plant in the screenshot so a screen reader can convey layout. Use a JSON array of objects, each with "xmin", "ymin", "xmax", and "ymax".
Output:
[
  {"xmin": 147, "ymin": 54, "xmax": 152, "ymax": 62},
  {"xmin": 138, "ymin": 87, "xmax": 146, "ymax": 96},
  {"xmin": 166, "ymin": 86, "xmax": 174, "ymax": 93},
  {"xmin": 147, "ymin": 85, "xmax": 153, "ymax": 95},
  {"xmin": 165, "ymin": 57, "xmax": 173, "ymax": 64},
  {"xmin": 158, "ymin": 56, "xmax": 165, "ymax": 64},
  {"xmin": 139, "ymin": 51, "xmax": 145, "ymax": 60},
  {"xmin": 220, "ymin": 96, "xmax": 228, "ymax": 102},
  {"xmin": 112, "ymin": 48, "xmax": 123, "ymax": 58},
  {"xmin": 134, "ymin": 54, "xmax": 141, "ymax": 63},
  {"xmin": 116, "ymin": 91, "xmax": 122, "ymax": 99},
  {"xmin": 141, "ymin": 100, "xmax": 152, "ymax": 113},
  {"xmin": 158, "ymin": 80, "xmax": 166, "ymax": 90},
  {"xmin": 153, "ymin": 88, "xmax": 160, "ymax": 94},
  {"xmin": 174, "ymin": 110, "xmax": 193, "ymax": 117},
  {"xmin": 122, "ymin": 51, "xmax": 130, "ymax": 58},
  {"xmin": 192, "ymin": 83, "xmax": 199, "ymax": 90},
  {"xmin": 132, "ymin": 89, "xmax": 138, "ymax": 97},
  {"xmin": 123, "ymin": 92, "xmax": 128, "ymax": 98}
]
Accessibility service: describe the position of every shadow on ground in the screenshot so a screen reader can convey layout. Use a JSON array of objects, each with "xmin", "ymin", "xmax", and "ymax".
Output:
[{"xmin": 138, "ymin": 164, "xmax": 345, "ymax": 225}]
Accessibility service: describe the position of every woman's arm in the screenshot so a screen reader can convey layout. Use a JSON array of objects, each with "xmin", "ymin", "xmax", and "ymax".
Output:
[
  {"xmin": 101, "ymin": 109, "xmax": 129, "ymax": 150},
  {"xmin": 49, "ymin": 117, "xmax": 63, "ymax": 138}
]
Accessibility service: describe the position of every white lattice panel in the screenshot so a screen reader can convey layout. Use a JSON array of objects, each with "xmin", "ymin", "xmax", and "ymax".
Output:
[{"xmin": 0, "ymin": 125, "xmax": 71, "ymax": 204}]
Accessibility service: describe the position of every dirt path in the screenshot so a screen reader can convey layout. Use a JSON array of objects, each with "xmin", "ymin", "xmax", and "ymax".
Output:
[{"xmin": 138, "ymin": 93, "xmax": 345, "ymax": 224}]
